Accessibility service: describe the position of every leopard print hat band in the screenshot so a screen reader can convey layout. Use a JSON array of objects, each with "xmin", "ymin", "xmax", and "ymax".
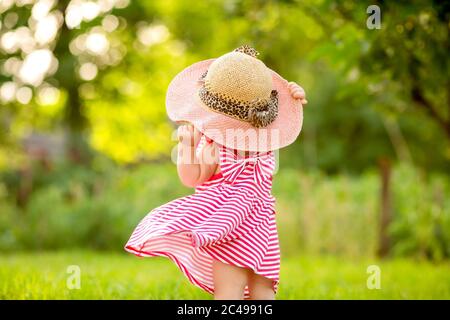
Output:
[
  {"xmin": 197, "ymin": 46, "xmax": 279, "ymax": 128},
  {"xmin": 198, "ymin": 85, "xmax": 279, "ymax": 128}
]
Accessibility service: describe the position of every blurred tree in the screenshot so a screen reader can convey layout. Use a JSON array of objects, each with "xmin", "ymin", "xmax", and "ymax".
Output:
[
  {"xmin": 293, "ymin": 0, "xmax": 449, "ymax": 172},
  {"xmin": 0, "ymin": 0, "xmax": 448, "ymax": 173},
  {"xmin": 356, "ymin": 0, "xmax": 450, "ymax": 170},
  {"xmin": 0, "ymin": 0, "xmax": 175, "ymax": 166}
]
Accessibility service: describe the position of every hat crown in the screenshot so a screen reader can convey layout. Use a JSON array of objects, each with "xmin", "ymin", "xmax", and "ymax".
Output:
[{"xmin": 204, "ymin": 52, "xmax": 272, "ymax": 103}]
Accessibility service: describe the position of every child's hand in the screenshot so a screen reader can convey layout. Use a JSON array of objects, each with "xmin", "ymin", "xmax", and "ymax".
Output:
[
  {"xmin": 177, "ymin": 124, "xmax": 202, "ymax": 147},
  {"xmin": 288, "ymin": 82, "xmax": 308, "ymax": 106}
]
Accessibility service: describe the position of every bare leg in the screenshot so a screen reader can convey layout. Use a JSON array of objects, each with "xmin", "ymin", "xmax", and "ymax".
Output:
[
  {"xmin": 248, "ymin": 272, "xmax": 275, "ymax": 300},
  {"xmin": 212, "ymin": 260, "xmax": 248, "ymax": 300}
]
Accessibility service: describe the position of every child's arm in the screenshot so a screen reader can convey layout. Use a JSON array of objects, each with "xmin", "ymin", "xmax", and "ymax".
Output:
[
  {"xmin": 176, "ymin": 125, "xmax": 218, "ymax": 188},
  {"xmin": 288, "ymin": 82, "xmax": 308, "ymax": 105}
]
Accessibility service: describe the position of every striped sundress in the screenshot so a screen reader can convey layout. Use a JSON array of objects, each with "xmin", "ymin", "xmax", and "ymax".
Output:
[{"xmin": 124, "ymin": 135, "xmax": 280, "ymax": 298}]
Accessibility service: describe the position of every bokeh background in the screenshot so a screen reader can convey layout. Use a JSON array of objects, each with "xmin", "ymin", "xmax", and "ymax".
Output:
[{"xmin": 0, "ymin": 0, "xmax": 449, "ymax": 299}]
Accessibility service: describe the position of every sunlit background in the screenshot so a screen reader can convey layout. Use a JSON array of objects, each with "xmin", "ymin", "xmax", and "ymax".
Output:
[{"xmin": 0, "ymin": 0, "xmax": 449, "ymax": 299}]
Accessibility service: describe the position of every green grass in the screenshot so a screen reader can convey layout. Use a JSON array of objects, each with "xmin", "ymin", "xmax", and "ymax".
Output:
[{"xmin": 1, "ymin": 251, "xmax": 449, "ymax": 299}]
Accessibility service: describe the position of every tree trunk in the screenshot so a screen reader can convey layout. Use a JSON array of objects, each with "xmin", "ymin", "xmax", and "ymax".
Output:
[
  {"xmin": 377, "ymin": 157, "xmax": 392, "ymax": 258},
  {"xmin": 54, "ymin": 2, "xmax": 89, "ymax": 164}
]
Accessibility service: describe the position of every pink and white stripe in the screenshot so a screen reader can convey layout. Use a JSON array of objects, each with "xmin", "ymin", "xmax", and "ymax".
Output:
[{"xmin": 125, "ymin": 135, "xmax": 280, "ymax": 298}]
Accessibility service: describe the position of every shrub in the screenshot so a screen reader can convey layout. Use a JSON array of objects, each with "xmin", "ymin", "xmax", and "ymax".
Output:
[{"xmin": 0, "ymin": 161, "xmax": 448, "ymax": 260}]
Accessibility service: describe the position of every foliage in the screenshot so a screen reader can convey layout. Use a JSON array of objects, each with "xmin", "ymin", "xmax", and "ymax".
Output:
[
  {"xmin": 0, "ymin": 160, "xmax": 448, "ymax": 260},
  {"xmin": 0, "ymin": 0, "xmax": 449, "ymax": 172},
  {"xmin": 390, "ymin": 164, "xmax": 450, "ymax": 260},
  {"xmin": 0, "ymin": 0, "xmax": 448, "ymax": 284}
]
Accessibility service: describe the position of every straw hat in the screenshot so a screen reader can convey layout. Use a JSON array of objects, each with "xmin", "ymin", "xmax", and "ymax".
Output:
[{"xmin": 166, "ymin": 46, "xmax": 303, "ymax": 152}]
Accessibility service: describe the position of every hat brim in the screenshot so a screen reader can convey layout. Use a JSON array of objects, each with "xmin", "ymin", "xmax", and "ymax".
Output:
[{"xmin": 166, "ymin": 59, "xmax": 303, "ymax": 152}]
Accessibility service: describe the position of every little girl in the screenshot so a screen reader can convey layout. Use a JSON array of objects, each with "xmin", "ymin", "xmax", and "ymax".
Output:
[{"xmin": 125, "ymin": 46, "xmax": 306, "ymax": 300}]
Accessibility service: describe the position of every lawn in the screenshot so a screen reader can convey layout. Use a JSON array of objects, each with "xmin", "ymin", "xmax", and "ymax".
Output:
[{"xmin": 0, "ymin": 251, "xmax": 449, "ymax": 299}]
